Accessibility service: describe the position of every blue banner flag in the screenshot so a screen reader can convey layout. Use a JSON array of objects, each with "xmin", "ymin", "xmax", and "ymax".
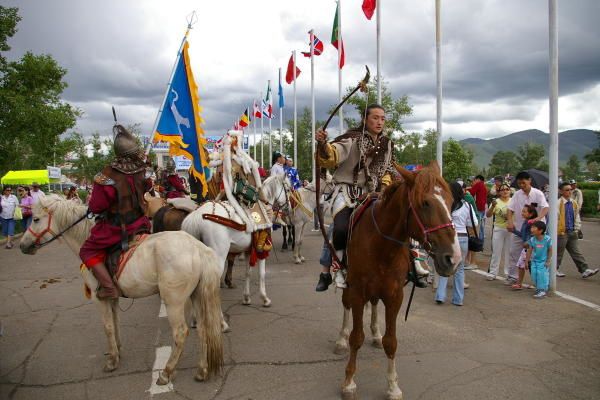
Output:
[
  {"xmin": 154, "ymin": 39, "xmax": 209, "ymax": 196},
  {"xmin": 278, "ymin": 73, "xmax": 284, "ymax": 109}
]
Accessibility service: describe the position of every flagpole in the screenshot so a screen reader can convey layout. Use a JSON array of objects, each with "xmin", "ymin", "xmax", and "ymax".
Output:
[
  {"xmin": 293, "ymin": 50, "xmax": 298, "ymax": 170},
  {"xmin": 376, "ymin": 0, "xmax": 382, "ymax": 103},
  {"xmin": 268, "ymin": 79, "xmax": 272, "ymax": 163},
  {"xmin": 310, "ymin": 29, "xmax": 316, "ymax": 182},
  {"xmin": 253, "ymin": 100, "xmax": 258, "ymax": 161},
  {"xmin": 435, "ymin": 0, "xmax": 443, "ymax": 173},
  {"xmin": 260, "ymin": 91, "xmax": 264, "ymax": 168},
  {"xmin": 338, "ymin": 0, "xmax": 344, "ymax": 135},
  {"xmin": 279, "ymin": 67, "xmax": 284, "ymax": 154},
  {"xmin": 145, "ymin": 30, "xmax": 190, "ymax": 156},
  {"xmin": 548, "ymin": 0, "xmax": 559, "ymax": 292}
]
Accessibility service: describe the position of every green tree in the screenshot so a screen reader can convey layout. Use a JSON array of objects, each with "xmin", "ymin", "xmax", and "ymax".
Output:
[
  {"xmin": 0, "ymin": 6, "xmax": 79, "ymax": 175},
  {"xmin": 584, "ymin": 131, "xmax": 600, "ymax": 164},
  {"xmin": 442, "ymin": 138, "xmax": 474, "ymax": 182},
  {"xmin": 516, "ymin": 142, "xmax": 547, "ymax": 171},
  {"xmin": 488, "ymin": 150, "xmax": 519, "ymax": 176},
  {"xmin": 67, "ymin": 132, "xmax": 115, "ymax": 183},
  {"xmin": 586, "ymin": 161, "xmax": 599, "ymax": 180},
  {"xmin": 562, "ymin": 155, "xmax": 581, "ymax": 181}
]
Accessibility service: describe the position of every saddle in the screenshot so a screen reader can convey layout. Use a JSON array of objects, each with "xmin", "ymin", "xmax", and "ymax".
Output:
[
  {"xmin": 105, "ymin": 233, "xmax": 150, "ymax": 281},
  {"xmin": 349, "ymin": 193, "xmax": 379, "ymax": 231}
]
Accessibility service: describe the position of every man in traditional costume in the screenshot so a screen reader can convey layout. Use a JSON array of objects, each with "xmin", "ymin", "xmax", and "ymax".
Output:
[
  {"xmin": 314, "ymin": 104, "xmax": 395, "ymax": 291},
  {"xmin": 161, "ymin": 158, "xmax": 189, "ymax": 199},
  {"xmin": 79, "ymin": 125, "xmax": 152, "ymax": 299}
]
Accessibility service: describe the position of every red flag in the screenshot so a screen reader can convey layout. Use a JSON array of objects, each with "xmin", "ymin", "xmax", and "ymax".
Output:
[
  {"xmin": 362, "ymin": 0, "xmax": 376, "ymax": 20},
  {"xmin": 253, "ymin": 100, "xmax": 262, "ymax": 119},
  {"xmin": 285, "ymin": 55, "xmax": 301, "ymax": 84}
]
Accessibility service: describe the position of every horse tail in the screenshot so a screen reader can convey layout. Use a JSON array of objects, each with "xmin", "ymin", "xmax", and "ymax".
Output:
[
  {"xmin": 153, "ymin": 206, "xmax": 169, "ymax": 233},
  {"xmin": 192, "ymin": 246, "xmax": 224, "ymax": 376}
]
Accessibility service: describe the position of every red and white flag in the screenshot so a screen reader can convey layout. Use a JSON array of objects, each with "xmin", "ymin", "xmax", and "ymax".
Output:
[
  {"xmin": 301, "ymin": 34, "xmax": 324, "ymax": 57},
  {"xmin": 362, "ymin": 0, "xmax": 376, "ymax": 20},
  {"xmin": 285, "ymin": 54, "xmax": 301, "ymax": 84},
  {"xmin": 253, "ymin": 100, "xmax": 262, "ymax": 119}
]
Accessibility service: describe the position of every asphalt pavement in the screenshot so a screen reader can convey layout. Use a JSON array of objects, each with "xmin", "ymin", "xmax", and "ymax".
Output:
[{"xmin": 1, "ymin": 221, "xmax": 599, "ymax": 400}]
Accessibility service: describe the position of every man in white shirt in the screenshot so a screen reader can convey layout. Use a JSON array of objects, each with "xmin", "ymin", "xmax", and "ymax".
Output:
[
  {"xmin": 270, "ymin": 152, "xmax": 285, "ymax": 177},
  {"xmin": 30, "ymin": 182, "xmax": 46, "ymax": 204},
  {"xmin": 505, "ymin": 171, "xmax": 549, "ymax": 284}
]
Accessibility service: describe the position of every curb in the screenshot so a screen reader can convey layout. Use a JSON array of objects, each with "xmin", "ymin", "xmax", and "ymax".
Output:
[{"xmin": 581, "ymin": 217, "xmax": 599, "ymax": 222}]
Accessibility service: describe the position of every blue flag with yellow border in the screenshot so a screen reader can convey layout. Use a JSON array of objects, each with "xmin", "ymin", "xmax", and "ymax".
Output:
[{"xmin": 153, "ymin": 38, "xmax": 209, "ymax": 196}]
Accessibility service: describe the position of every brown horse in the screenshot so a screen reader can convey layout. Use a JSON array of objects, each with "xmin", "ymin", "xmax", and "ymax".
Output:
[{"xmin": 336, "ymin": 162, "xmax": 461, "ymax": 400}]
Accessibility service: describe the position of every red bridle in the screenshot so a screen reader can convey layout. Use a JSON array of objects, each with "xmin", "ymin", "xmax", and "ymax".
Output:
[
  {"xmin": 406, "ymin": 188, "xmax": 455, "ymax": 250},
  {"xmin": 27, "ymin": 212, "xmax": 57, "ymax": 247}
]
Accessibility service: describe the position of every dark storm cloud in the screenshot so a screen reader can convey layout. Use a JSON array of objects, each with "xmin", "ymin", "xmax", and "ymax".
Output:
[{"xmin": 4, "ymin": 0, "xmax": 599, "ymax": 138}]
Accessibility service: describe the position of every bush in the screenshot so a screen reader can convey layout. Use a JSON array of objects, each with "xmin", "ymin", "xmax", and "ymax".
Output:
[
  {"xmin": 581, "ymin": 189, "xmax": 599, "ymax": 217},
  {"xmin": 578, "ymin": 182, "xmax": 600, "ymax": 190}
]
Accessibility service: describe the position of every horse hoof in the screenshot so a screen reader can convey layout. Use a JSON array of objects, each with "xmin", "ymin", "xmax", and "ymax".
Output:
[
  {"xmin": 300, "ymin": 256, "xmax": 306, "ymax": 262},
  {"xmin": 334, "ymin": 343, "xmax": 349, "ymax": 355},
  {"xmin": 341, "ymin": 387, "xmax": 358, "ymax": 400},
  {"xmin": 294, "ymin": 259, "xmax": 302, "ymax": 264},
  {"xmin": 194, "ymin": 368, "xmax": 208, "ymax": 382},
  {"xmin": 372, "ymin": 337, "xmax": 383, "ymax": 349},
  {"xmin": 387, "ymin": 388, "xmax": 403, "ymax": 400},
  {"xmin": 220, "ymin": 282, "xmax": 226, "ymax": 289},
  {"xmin": 242, "ymin": 297, "xmax": 251, "ymax": 306},
  {"xmin": 222, "ymin": 324, "xmax": 231, "ymax": 333},
  {"xmin": 156, "ymin": 371, "xmax": 170, "ymax": 386},
  {"xmin": 189, "ymin": 319, "xmax": 197, "ymax": 329},
  {"xmin": 262, "ymin": 298, "xmax": 272, "ymax": 307},
  {"xmin": 103, "ymin": 357, "xmax": 119, "ymax": 372},
  {"xmin": 226, "ymin": 282, "xmax": 237, "ymax": 289}
]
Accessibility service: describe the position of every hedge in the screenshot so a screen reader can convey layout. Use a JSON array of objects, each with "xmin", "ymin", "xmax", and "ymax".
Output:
[
  {"xmin": 578, "ymin": 182, "xmax": 600, "ymax": 190},
  {"xmin": 582, "ymin": 189, "xmax": 599, "ymax": 217}
]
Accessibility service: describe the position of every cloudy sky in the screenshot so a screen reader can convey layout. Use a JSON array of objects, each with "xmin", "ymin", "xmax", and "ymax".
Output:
[{"xmin": 4, "ymin": 0, "xmax": 600, "ymax": 141}]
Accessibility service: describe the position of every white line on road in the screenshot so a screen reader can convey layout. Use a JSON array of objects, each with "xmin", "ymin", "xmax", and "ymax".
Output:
[
  {"xmin": 147, "ymin": 346, "xmax": 173, "ymax": 395},
  {"xmin": 159, "ymin": 300, "xmax": 167, "ymax": 318},
  {"xmin": 468, "ymin": 268, "xmax": 600, "ymax": 312}
]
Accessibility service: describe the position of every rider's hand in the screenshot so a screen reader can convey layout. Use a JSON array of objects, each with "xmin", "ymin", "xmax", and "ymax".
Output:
[{"xmin": 316, "ymin": 128, "xmax": 328, "ymax": 143}]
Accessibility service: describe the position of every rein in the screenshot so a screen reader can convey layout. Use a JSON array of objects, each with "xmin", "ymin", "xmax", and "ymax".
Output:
[{"xmin": 28, "ymin": 210, "xmax": 92, "ymax": 249}]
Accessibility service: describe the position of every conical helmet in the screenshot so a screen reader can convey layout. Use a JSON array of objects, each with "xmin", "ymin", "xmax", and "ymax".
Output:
[
  {"xmin": 165, "ymin": 158, "xmax": 176, "ymax": 173},
  {"xmin": 113, "ymin": 125, "xmax": 141, "ymax": 158}
]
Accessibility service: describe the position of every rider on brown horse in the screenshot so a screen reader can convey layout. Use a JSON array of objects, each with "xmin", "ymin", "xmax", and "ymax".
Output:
[
  {"xmin": 79, "ymin": 125, "xmax": 152, "ymax": 299},
  {"xmin": 315, "ymin": 104, "xmax": 395, "ymax": 291}
]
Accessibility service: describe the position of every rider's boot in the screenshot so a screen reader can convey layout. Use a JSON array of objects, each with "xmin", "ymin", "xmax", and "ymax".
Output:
[
  {"xmin": 91, "ymin": 262, "xmax": 120, "ymax": 299},
  {"xmin": 315, "ymin": 272, "xmax": 333, "ymax": 292}
]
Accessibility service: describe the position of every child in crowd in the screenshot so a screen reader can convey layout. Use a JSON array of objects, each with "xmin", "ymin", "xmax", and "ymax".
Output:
[
  {"xmin": 526, "ymin": 221, "xmax": 552, "ymax": 299},
  {"xmin": 511, "ymin": 204, "xmax": 538, "ymax": 290}
]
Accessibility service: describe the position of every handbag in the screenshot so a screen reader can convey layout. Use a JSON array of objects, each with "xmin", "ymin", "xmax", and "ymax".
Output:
[
  {"xmin": 14, "ymin": 205, "xmax": 23, "ymax": 220},
  {"xmin": 467, "ymin": 203, "xmax": 483, "ymax": 252}
]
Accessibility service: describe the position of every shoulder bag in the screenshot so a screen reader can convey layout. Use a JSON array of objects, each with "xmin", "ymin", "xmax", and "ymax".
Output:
[{"xmin": 467, "ymin": 203, "xmax": 483, "ymax": 252}]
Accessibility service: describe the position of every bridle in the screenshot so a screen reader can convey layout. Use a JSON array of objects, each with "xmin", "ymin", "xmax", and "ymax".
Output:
[
  {"xmin": 370, "ymin": 186, "xmax": 455, "ymax": 252},
  {"xmin": 27, "ymin": 209, "xmax": 91, "ymax": 249}
]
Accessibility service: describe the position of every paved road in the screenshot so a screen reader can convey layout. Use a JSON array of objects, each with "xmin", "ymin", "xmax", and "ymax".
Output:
[{"xmin": 1, "ymin": 222, "xmax": 599, "ymax": 400}]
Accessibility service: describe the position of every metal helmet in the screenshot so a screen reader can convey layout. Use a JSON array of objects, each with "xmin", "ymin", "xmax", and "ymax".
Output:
[
  {"xmin": 165, "ymin": 158, "xmax": 176, "ymax": 173},
  {"xmin": 113, "ymin": 125, "xmax": 141, "ymax": 158},
  {"xmin": 111, "ymin": 124, "xmax": 146, "ymax": 174}
]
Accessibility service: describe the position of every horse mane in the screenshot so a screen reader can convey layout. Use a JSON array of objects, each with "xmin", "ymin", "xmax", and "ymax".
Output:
[
  {"xmin": 380, "ymin": 180, "xmax": 405, "ymax": 206},
  {"xmin": 413, "ymin": 166, "xmax": 452, "ymax": 205},
  {"xmin": 35, "ymin": 195, "xmax": 94, "ymax": 244}
]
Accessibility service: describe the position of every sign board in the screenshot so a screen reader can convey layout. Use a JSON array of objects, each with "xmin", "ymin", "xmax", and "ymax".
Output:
[
  {"xmin": 47, "ymin": 166, "xmax": 61, "ymax": 179},
  {"xmin": 173, "ymin": 156, "xmax": 192, "ymax": 170}
]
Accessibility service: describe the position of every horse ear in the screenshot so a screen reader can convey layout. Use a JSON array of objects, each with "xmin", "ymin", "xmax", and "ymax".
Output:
[
  {"xmin": 427, "ymin": 160, "xmax": 441, "ymax": 175},
  {"xmin": 393, "ymin": 162, "xmax": 415, "ymax": 185}
]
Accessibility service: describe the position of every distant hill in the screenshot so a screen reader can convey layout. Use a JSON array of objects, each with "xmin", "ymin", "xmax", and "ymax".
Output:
[{"xmin": 459, "ymin": 129, "xmax": 598, "ymax": 168}]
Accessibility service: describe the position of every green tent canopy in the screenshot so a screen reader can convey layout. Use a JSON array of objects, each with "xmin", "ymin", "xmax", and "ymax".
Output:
[{"xmin": 1, "ymin": 170, "xmax": 50, "ymax": 185}]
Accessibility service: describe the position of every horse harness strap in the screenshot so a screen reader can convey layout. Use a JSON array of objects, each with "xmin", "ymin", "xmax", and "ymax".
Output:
[
  {"xmin": 29, "ymin": 211, "xmax": 92, "ymax": 249},
  {"xmin": 202, "ymin": 214, "xmax": 247, "ymax": 231}
]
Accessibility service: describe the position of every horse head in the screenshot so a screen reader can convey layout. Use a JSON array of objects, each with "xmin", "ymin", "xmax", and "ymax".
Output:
[
  {"xmin": 394, "ymin": 161, "xmax": 462, "ymax": 277},
  {"xmin": 261, "ymin": 174, "xmax": 291, "ymax": 210}
]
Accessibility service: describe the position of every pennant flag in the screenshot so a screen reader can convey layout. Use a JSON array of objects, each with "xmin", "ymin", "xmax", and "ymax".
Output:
[
  {"xmin": 331, "ymin": 3, "xmax": 346, "ymax": 69},
  {"xmin": 301, "ymin": 33, "xmax": 324, "ymax": 57},
  {"xmin": 362, "ymin": 0, "xmax": 376, "ymax": 20},
  {"xmin": 262, "ymin": 82, "xmax": 273, "ymax": 119},
  {"xmin": 278, "ymin": 72, "xmax": 284, "ymax": 108},
  {"xmin": 285, "ymin": 55, "xmax": 301, "ymax": 84},
  {"xmin": 253, "ymin": 100, "xmax": 262, "ymax": 119},
  {"xmin": 239, "ymin": 108, "xmax": 250, "ymax": 127},
  {"xmin": 153, "ymin": 38, "xmax": 209, "ymax": 196}
]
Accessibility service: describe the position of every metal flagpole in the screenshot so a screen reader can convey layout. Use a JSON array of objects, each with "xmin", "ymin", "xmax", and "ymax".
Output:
[
  {"xmin": 376, "ymin": 0, "xmax": 382, "ymax": 103},
  {"xmin": 253, "ymin": 100, "xmax": 258, "ymax": 161},
  {"xmin": 268, "ymin": 79, "xmax": 272, "ymax": 162},
  {"xmin": 548, "ymin": 0, "xmax": 559, "ymax": 292},
  {"xmin": 310, "ymin": 29, "xmax": 316, "ymax": 182},
  {"xmin": 293, "ymin": 51, "xmax": 298, "ymax": 170},
  {"xmin": 260, "ymin": 91, "xmax": 264, "ymax": 167},
  {"xmin": 338, "ymin": 0, "xmax": 344, "ymax": 135},
  {"xmin": 435, "ymin": 0, "xmax": 443, "ymax": 172},
  {"xmin": 279, "ymin": 67, "xmax": 284, "ymax": 154}
]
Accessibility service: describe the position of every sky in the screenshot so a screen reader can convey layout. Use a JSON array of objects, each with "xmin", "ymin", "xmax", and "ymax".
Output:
[{"xmin": 4, "ymin": 0, "xmax": 600, "ymax": 141}]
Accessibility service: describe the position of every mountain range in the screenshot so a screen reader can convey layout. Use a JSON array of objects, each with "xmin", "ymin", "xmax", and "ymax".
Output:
[{"xmin": 459, "ymin": 129, "xmax": 598, "ymax": 168}]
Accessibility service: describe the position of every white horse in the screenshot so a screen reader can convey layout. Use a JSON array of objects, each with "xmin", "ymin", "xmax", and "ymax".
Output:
[
  {"xmin": 288, "ymin": 177, "xmax": 335, "ymax": 264},
  {"xmin": 19, "ymin": 195, "xmax": 223, "ymax": 385},
  {"xmin": 182, "ymin": 174, "xmax": 291, "ymax": 308}
]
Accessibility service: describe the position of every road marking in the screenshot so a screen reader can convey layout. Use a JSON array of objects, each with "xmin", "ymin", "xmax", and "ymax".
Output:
[
  {"xmin": 468, "ymin": 268, "xmax": 600, "ymax": 312},
  {"xmin": 159, "ymin": 300, "xmax": 167, "ymax": 318},
  {"xmin": 147, "ymin": 346, "xmax": 173, "ymax": 395}
]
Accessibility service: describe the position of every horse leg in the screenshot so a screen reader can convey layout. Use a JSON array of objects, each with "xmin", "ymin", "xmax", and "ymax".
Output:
[
  {"xmin": 110, "ymin": 299, "xmax": 122, "ymax": 350},
  {"xmin": 242, "ymin": 261, "xmax": 252, "ymax": 305},
  {"xmin": 190, "ymin": 291, "xmax": 208, "ymax": 381},
  {"xmin": 334, "ymin": 306, "xmax": 351, "ymax": 354},
  {"xmin": 224, "ymin": 257, "xmax": 236, "ymax": 289},
  {"xmin": 258, "ymin": 259, "xmax": 271, "ymax": 307},
  {"xmin": 341, "ymin": 299, "xmax": 365, "ymax": 400},
  {"xmin": 382, "ymin": 297, "xmax": 403, "ymax": 400},
  {"xmin": 156, "ymin": 301, "xmax": 188, "ymax": 385},
  {"xmin": 369, "ymin": 301, "xmax": 383, "ymax": 349},
  {"xmin": 290, "ymin": 225, "xmax": 295, "ymax": 249},
  {"xmin": 98, "ymin": 299, "xmax": 119, "ymax": 372}
]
